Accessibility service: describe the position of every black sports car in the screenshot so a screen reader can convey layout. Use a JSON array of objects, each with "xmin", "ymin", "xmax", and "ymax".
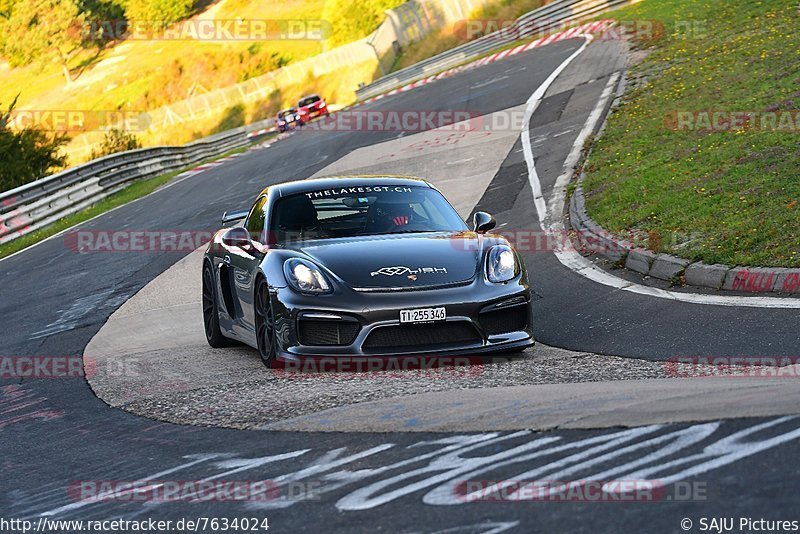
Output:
[{"xmin": 202, "ymin": 176, "xmax": 534, "ymax": 366}]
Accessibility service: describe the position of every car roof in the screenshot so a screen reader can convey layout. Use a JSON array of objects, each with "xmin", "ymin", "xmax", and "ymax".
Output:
[
  {"xmin": 298, "ymin": 94, "xmax": 320, "ymax": 100},
  {"xmin": 260, "ymin": 175, "xmax": 432, "ymax": 198}
]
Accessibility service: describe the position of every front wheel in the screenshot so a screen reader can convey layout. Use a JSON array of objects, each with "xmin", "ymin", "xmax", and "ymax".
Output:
[
  {"xmin": 255, "ymin": 278, "xmax": 277, "ymax": 366},
  {"xmin": 202, "ymin": 263, "xmax": 233, "ymax": 348}
]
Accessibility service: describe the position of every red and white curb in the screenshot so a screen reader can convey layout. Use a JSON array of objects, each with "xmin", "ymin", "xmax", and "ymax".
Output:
[
  {"xmin": 358, "ymin": 20, "xmax": 616, "ymax": 107},
  {"xmin": 247, "ymin": 127, "xmax": 277, "ymax": 139}
]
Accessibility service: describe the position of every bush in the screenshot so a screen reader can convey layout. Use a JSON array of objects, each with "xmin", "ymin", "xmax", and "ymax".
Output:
[
  {"xmin": 323, "ymin": 0, "xmax": 406, "ymax": 47},
  {"xmin": 124, "ymin": 0, "xmax": 196, "ymax": 26},
  {"xmin": 90, "ymin": 128, "xmax": 142, "ymax": 159},
  {"xmin": 0, "ymin": 98, "xmax": 68, "ymax": 192}
]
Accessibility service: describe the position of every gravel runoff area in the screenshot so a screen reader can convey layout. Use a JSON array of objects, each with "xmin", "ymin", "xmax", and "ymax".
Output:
[{"xmin": 117, "ymin": 346, "xmax": 670, "ymax": 430}]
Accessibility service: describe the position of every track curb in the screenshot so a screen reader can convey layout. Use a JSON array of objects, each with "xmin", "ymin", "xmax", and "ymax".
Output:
[
  {"xmin": 569, "ymin": 176, "xmax": 800, "ymax": 295},
  {"xmin": 562, "ymin": 59, "xmax": 800, "ymax": 297}
]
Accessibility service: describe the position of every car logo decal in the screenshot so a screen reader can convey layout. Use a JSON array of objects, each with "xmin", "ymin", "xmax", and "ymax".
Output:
[{"xmin": 370, "ymin": 266, "xmax": 447, "ymax": 277}]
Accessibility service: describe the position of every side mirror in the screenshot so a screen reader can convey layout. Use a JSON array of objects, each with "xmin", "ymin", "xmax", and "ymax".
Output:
[
  {"xmin": 222, "ymin": 227, "xmax": 252, "ymax": 251},
  {"xmin": 472, "ymin": 211, "xmax": 496, "ymax": 234}
]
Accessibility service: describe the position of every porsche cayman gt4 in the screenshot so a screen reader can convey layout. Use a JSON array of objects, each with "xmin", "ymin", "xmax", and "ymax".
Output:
[{"xmin": 202, "ymin": 176, "xmax": 534, "ymax": 366}]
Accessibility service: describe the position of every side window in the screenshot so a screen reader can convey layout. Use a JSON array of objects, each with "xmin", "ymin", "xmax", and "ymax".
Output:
[{"xmin": 245, "ymin": 196, "xmax": 268, "ymax": 241}]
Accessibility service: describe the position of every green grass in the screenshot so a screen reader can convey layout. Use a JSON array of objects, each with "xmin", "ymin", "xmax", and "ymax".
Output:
[
  {"xmin": 0, "ymin": 145, "xmax": 250, "ymax": 259},
  {"xmin": 582, "ymin": 0, "xmax": 800, "ymax": 267},
  {"xmin": 389, "ymin": 0, "xmax": 547, "ymax": 73}
]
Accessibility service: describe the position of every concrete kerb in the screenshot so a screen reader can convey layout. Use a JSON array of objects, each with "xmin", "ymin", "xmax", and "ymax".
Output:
[
  {"xmin": 569, "ymin": 178, "xmax": 800, "ymax": 295},
  {"xmin": 554, "ymin": 48, "xmax": 800, "ymax": 297}
]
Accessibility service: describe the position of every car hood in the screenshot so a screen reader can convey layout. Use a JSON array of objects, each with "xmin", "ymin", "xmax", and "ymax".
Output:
[{"xmin": 292, "ymin": 232, "xmax": 482, "ymax": 289}]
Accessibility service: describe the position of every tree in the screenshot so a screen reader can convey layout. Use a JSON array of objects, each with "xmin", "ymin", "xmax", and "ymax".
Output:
[
  {"xmin": 0, "ymin": 97, "xmax": 68, "ymax": 192},
  {"xmin": 0, "ymin": 0, "xmax": 88, "ymax": 84}
]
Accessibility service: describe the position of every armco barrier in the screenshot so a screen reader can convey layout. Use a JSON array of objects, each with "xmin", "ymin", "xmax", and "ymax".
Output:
[
  {"xmin": 0, "ymin": 125, "xmax": 260, "ymax": 245},
  {"xmin": 357, "ymin": 0, "xmax": 641, "ymax": 100}
]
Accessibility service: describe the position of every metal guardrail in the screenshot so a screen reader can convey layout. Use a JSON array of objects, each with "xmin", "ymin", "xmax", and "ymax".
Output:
[
  {"xmin": 356, "ymin": 0, "xmax": 638, "ymax": 100},
  {"xmin": 0, "ymin": 125, "xmax": 262, "ymax": 245}
]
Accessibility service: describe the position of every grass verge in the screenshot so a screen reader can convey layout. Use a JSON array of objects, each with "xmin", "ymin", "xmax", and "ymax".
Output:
[
  {"xmin": 582, "ymin": 0, "xmax": 800, "ymax": 267},
  {"xmin": 0, "ymin": 145, "xmax": 250, "ymax": 260},
  {"xmin": 388, "ymin": 0, "xmax": 547, "ymax": 73}
]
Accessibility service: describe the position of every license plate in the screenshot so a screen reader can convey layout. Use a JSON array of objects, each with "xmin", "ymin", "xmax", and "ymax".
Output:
[{"xmin": 400, "ymin": 307, "xmax": 446, "ymax": 323}]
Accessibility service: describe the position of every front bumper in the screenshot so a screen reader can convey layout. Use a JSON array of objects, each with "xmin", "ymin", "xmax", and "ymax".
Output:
[
  {"xmin": 270, "ymin": 277, "xmax": 534, "ymax": 362},
  {"xmin": 300, "ymin": 106, "xmax": 327, "ymax": 121}
]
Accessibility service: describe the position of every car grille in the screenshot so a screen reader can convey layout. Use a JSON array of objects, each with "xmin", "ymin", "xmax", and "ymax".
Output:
[
  {"xmin": 362, "ymin": 322, "xmax": 481, "ymax": 350},
  {"xmin": 298, "ymin": 320, "xmax": 360, "ymax": 346},
  {"xmin": 480, "ymin": 305, "xmax": 528, "ymax": 335}
]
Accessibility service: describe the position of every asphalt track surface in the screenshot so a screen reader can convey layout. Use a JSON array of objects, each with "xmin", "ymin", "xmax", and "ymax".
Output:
[{"xmin": 2, "ymin": 37, "xmax": 800, "ymax": 532}]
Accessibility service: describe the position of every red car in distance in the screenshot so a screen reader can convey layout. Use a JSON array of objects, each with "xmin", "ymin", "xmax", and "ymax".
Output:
[{"xmin": 297, "ymin": 94, "xmax": 329, "ymax": 124}]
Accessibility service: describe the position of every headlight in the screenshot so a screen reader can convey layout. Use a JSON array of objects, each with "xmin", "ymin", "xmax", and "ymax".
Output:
[
  {"xmin": 284, "ymin": 258, "xmax": 332, "ymax": 294},
  {"xmin": 486, "ymin": 245, "xmax": 518, "ymax": 283},
  {"xmin": 295, "ymin": 114, "xmax": 301, "ymax": 121}
]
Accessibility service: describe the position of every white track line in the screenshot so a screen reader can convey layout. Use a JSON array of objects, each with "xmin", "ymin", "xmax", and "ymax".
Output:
[
  {"xmin": 522, "ymin": 38, "xmax": 800, "ymax": 309},
  {"xmin": 522, "ymin": 34, "xmax": 594, "ymax": 224},
  {"xmin": 546, "ymin": 72, "xmax": 620, "ymax": 223}
]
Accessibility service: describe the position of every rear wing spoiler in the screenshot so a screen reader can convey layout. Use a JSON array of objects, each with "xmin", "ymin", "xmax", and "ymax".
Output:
[{"xmin": 221, "ymin": 209, "xmax": 249, "ymax": 225}]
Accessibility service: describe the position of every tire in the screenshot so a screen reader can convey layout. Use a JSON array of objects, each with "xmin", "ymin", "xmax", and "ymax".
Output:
[
  {"xmin": 202, "ymin": 263, "xmax": 234, "ymax": 348},
  {"xmin": 255, "ymin": 277, "xmax": 277, "ymax": 366}
]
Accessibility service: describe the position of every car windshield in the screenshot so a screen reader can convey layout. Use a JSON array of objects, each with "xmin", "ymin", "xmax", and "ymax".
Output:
[
  {"xmin": 278, "ymin": 109, "xmax": 296, "ymax": 118},
  {"xmin": 270, "ymin": 185, "xmax": 467, "ymax": 243},
  {"xmin": 298, "ymin": 96, "xmax": 320, "ymax": 107}
]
